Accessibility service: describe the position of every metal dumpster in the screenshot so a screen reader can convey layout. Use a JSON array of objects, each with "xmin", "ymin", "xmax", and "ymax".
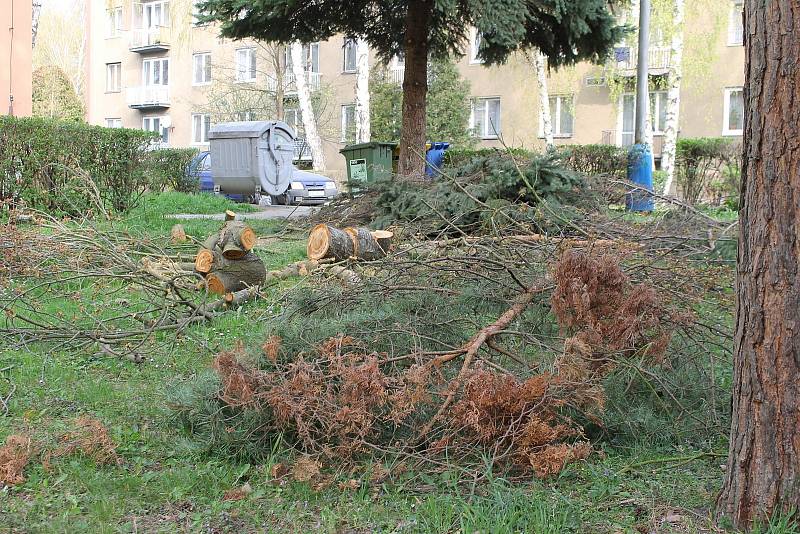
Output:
[
  {"xmin": 340, "ymin": 142, "xmax": 397, "ymax": 191},
  {"xmin": 208, "ymin": 121, "xmax": 296, "ymax": 200}
]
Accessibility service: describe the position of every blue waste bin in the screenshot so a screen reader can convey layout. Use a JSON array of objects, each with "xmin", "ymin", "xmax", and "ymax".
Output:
[
  {"xmin": 625, "ymin": 143, "xmax": 654, "ymax": 212},
  {"xmin": 425, "ymin": 142, "xmax": 450, "ymax": 176}
]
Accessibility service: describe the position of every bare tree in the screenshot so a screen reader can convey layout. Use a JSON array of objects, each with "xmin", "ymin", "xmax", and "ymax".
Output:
[
  {"xmin": 290, "ymin": 41, "xmax": 326, "ymax": 170},
  {"xmin": 660, "ymin": 0, "xmax": 685, "ymax": 195},
  {"xmin": 355, "ymin": 39, "xmax": 371, "ymax": 143},
  {"xmin": 532, "ymin": 51, "xmax": 553, "ymax": 149},
  {"xmin": 32, "ymin": 0, "xmax": 86, "ymax": 97}
]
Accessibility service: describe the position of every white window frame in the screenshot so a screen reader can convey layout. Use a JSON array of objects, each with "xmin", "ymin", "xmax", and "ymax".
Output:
[
  {"xmin": 142, "ymin": 116, "xmax": 170, "ymax": 145},
  {"xmin": 469, "ymin": 28, "xmax": 484, "ymax": 64},
  {"xmin": 343, "ymin": 39, "xmax": 357, "ymax": 73},
  {"xmin": 235, "ymin": 111, "xmax": 254, "ymax": 121},
  {"xmin": 618, "ymin": 91, "xmax": 668, "ymax": 144},
  {"xmin": 142, "ymin": 1, "xmax": 169, "ymax": 30},
  {"xmin": 106, "ymin": 63, "xmax": 121, "ymax": 93},
  {"xmin": 235, "ymin": 48, "xmax": 257, "ymax": 82},
  {"xmin": 723, "ymin": 87, "xmax": 744, "ymax": 136},
  {"xmin": 192, "ymin": 52, "xmax": 212, "ymax": 85},
  {"xmin": 649, "ymin": 91, "xmax": 667, "ymax": 135},
  {"xmin": 106, "ymin": 7, "xmax": 123, "ymax": 38},
  {"xmin": 142, "ymin": 57, "xmax": 169, "ymax": 86},
  {"xmin": 285, "ymin": 43, "xmax": 321, "ymax": 74},
  {"xmin": 341, "ymin": 104, "xmax": 356, "ymax": 143},
  {"xmin": 105, "ymin": 118, "xmax": 123, "ymax": 128},
  {"xmin": 542, "ymin": 95, "xmax": 575, "ymax": 138},
  {"xmin": 191, "ymin": 113, "xmax": 211, "ymax": 145},
  {"xmin": 728, "ymin": 0, "xmax": 744, "ymax": 46},
  {"xmin": 470, "ymin": 97, "xmax": 501, "ymax": 139}
]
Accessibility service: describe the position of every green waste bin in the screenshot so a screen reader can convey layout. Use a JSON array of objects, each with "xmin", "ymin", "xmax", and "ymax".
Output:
[{"xmin": 340, "ymin": 142, "xmax": 397, "ymax": 193}]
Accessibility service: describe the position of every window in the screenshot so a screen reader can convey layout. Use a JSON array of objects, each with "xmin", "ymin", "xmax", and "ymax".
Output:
[
  {"xmin": 192, "ymin": 0, "xmax": 205, "ymax": 25},
  {"xmin": 142, "ymin": 116, "xmax": 169, "ymax": 144},
  {"xmin": 106, "ymin": 7, "xmax": 123, "ymax": 38},
  {"xmin": 341, "ymin": 104, "xmax": 356, "ymax": 143},
  {"xmin": 105, "ymin": 118, "xmax": 122, "ymax": 128},
  {"xmin": 193, "ymin": 53, "xmax": 211, "ymax": 85},
  {"xmin": 343, "ymin": 39, "xmax": 358, "ymax": 73},
  {"xmin": 649, "ymin": 91, "xmax": 667, "ymax": 134},
  {"xmin": 192, "ymin": 113, "xmax": 211, "ymax": 144},
  {"xmin": 470, "ymin": 29, "xmax": 483, "ymax": 64},
  {"xmin": 728, "ymin": 0, "xmax": 744, "ymax": 46},
  {"xmin": 471, "ymin": 97, "xmax": 501, "ymax": 139},
  {"xmin": 235, "ymin": 111, "xmax": 254, "ymax": 121},
  {"xmin": 284, "ymin": 108, "xmax": 300, "ymax": 131},
  {"xmin": 142, "ymin": 1, "xmax": 169, "ymax": 29},
  {"xmin": 286, "ymin": 43, "xmax": 320, "ymax": 73},
  {"xmin": 544, "ymin": 95, "xmax": 574, "ymax": 137},
  {"xmin": 723, "ymin": 87, "xmax": 744, "ymax": 135},
  {"xmin": 106, "ymin": 63, "xmax": 121, "ymax": 92},
  {"xmin": 142, "ymin": 58, "xmax": 169, "ymax": 86},
  {"xmin": 235, "ymin": 48, "xmax": 256, "ymax": 82},
  {"xmin": 619, "ymin": 91, "xmax": 669, "ymax": 145}
]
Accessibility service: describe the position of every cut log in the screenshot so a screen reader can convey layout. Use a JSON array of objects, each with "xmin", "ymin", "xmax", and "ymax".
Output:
[
  {"xmin": 205, "ymin": 252, "xmax": 266, "ymax": 295},
  {"xmin": 195, "ymin": 246, "xmax": 237, "ymax": 274},
  {"xmin": 225, "ymin": 210, "xmax": 236, "ymax": 221},
  {"xmin": 218, "ymin": 221, "xmax": 257, "ymax": 260},
  {"xmin": 371, "ymin": 230, "xmax": 393, "ymax": 253},
  {"xmin": 170, "ymin": 224, "xmax": 187, "ymax": 243},
  {"xmin": 307, "ymin": 224, "xmax": 354, "ymax": 261},
  {"xmin": 345, "ymin": 227, "xmax": 386, "ymax": 261}
]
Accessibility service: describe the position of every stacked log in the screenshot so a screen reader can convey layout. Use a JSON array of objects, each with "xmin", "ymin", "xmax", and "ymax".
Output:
[
  {"xmin": 194, "ymin": 218, "xmax": 266, "ymax": 295},
  {"xmin": 307, "ymin": 224, "xmax": 394, "ymax": 262}
]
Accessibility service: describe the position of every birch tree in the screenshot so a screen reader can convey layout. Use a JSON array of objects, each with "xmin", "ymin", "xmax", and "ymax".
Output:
[
  {"xmin": 532, "ymin": 51, "xmax": 554, "ymax": 149},
  {"xmin": 290, "ymin": 41, "xmax": 326, "ymax": 171},
  {"xmin": 660, "ymin": 0, "xmax": 684, "ymax": 195},
  {"xmin": 354, "ymin": 39, "xmax": 371, "ymax": 144}
]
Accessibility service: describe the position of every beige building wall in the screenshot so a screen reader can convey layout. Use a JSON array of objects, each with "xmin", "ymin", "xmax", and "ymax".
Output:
[
  {"xmin": 84, "ymin": 0, "xmax": 745, "ymax": 178},
  {"xmin": 1, "ymin": 0, "xmax": 33, "ymax": 117}
]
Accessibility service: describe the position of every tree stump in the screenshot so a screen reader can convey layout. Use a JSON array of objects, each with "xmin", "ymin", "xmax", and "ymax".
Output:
[
  {"xmin": 217, "ymin": 221, "xmax": 257, "ymax": 260},
  {"xmin": 170, "ymin": 224, "xmax": 187, "ymax": 243},
  {"xmin": 205, "ymin": 252, "xmax": 267, "ymax": 295},
  {"xmin": 307, "ymin": 224, "xmax": 355, "ymax": 261},
  {"xmin": 345, "ymin": 227, "xmax": 387, "ymax": 261},
  {"xmin": 370, "ymin": 230, "xmax": 393, "ymax": 254}
]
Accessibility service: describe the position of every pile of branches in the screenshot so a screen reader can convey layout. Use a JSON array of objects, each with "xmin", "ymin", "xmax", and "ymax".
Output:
[
  {"xmin": 0, "ymin": 216, "xmax": 321, "ymax": 362},
  {"xmin": 175, "ymin": 210, "xmax": 731, "ymax": 477}
]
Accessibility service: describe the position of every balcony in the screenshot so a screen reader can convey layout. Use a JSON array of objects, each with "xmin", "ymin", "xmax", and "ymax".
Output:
[
  {"xmin": 126, "ymin": 85, "xmax": 170, "ymax": 109},
  {"xmin": 387, "ymin": 67, "xmax": 404, "ymax": 85},
  {"xmin": 293, "ymin": 138, "xmax": 312, "ymax": 161},
  {"xmin": 613, "ymin": 46, "xmax": 671, "ymax": 75},
  {"xmin": 130, "ymin": 27, "xmax": 170, "ymax": 53}
]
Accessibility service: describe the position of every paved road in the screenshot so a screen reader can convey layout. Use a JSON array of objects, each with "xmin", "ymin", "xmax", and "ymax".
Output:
[{"xmin": 170, "ymin": 205, "xmax": 317, "ymax": 221}]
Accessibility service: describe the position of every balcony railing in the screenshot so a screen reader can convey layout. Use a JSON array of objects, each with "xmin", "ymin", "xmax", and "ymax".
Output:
[
  {"xmin": 293, "ymin": 138, "xmax": 312, "ymax": 161},
  {"xmin": 613, "ymin": 46, "xmax": 671, "ymax": 73},
  {"xmin": 388, "ymin": 67, "xmax": 404, "ymax": 85},
  {"xmin": 126, "ymin": 85, "xmax": 170, "ymax": 109},
  {"xmin": 130, "ymin": 27, "xmax": 171, "ymax": 52}
]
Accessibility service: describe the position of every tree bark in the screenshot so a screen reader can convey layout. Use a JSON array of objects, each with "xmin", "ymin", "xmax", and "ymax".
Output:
[
  {"xmin": 397, "ymin": 0, "xmax": 433, "ymax": 178},
  {"xmin": 533, "ymin": 51, "xmax": 554, "ymax": 149},
  {"xmin": 344, "ymin": 227, "xmax": 386, "ymax": 261},
  {"xmin": 355, "ymin": 39, "xmax": 371, "ymax": 144},
  {"xmin": 290, "ymin": 41, "xmax": 326, "ymax": 171},
  {"xmin": 660, "ymin": 0, "xmax": 685, "ymax": 195},
  {"xmin": 716, "ymin": 1, "xmax": 800, "ymax": 528},
  {"xmin": 206, "ymin": 252, "xmax": 267, "ymax": 295},
  {"xmin": 307, "ymin": 224, "xmax": 354, "ymax": 261}
]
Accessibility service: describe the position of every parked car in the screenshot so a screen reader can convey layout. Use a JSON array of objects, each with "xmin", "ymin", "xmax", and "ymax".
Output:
[{"xmin": 187, "ymin": 151, "xmax": 339, "ymax": 205}]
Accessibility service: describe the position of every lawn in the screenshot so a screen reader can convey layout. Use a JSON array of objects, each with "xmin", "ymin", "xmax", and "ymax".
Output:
[{"xmin": 0, "ymin": 193, "xmax": 785, "ymax": 533}]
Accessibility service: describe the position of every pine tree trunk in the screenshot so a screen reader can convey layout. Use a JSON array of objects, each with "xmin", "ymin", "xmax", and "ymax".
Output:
[
  {"xmin": 716, "ymin": 1, "xmax": 800, "ymax": 528},
  {"xmin": 290, "ymin": 41, "xmax": 326, "ymax": 171},
  {"xmin": 533, "ymin": 51, "xmax": 554, "ymax": 149},
  {"xmin": 355, "ymin": 39, "xmax": 371, "ymax": 144},
  {"xmin": 660, "ymin": 0, "xmax": 684, "ymax": 196},
  {"xmin": 397, "ymin": 0, "xmax": 433, "ymax": 178}
]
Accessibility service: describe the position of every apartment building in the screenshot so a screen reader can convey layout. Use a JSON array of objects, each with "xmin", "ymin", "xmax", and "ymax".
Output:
[
  {"xmin": 1, "ymin": 0, "xmax": 33, "ymax": 117},
  {"xmin": 84, "ymin": 0, "xmax": 745, "ymax": 179}
]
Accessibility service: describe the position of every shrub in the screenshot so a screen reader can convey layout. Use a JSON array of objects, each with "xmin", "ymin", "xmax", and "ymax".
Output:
[
  {"xmin": 442, "ymin": 147, "xmax": 535, "ymax": 169},
  {"xmin": 558, "ymin": 144, "xmax": 628, "ymax": 178},
  {"xmin": 0, "ymin": 116, "xmax": 156, "ymax": 216},
  {"xmin": 675, "ymin": 137, "xmax": 741, "ymax": 205},
  {"xmin": 144, "ymin": 148, "xmax": 199, "ymax": 193}
]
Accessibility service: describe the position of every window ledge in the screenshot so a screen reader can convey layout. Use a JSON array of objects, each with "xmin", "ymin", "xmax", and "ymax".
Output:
[
  {"xmin": 342, "ymin": 70, "xmax": 357, "ymax": 75},
  {"xmin": 192, "ymin": 82, "xmax": 212, "ymax": 87}
]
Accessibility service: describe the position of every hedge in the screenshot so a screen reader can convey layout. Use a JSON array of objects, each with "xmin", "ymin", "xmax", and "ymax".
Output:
[
  {"xmin": 558, "ymin": 144, "xmax": 628, "ymax": 178},
  {"xmin": 675, "ymin": 137, "xmax": 741, "ymax": 205},
  {"xmin": 0, "ymin": 116, "xmax": 157, "ymax": 216},
  {"xmin": 145, "ymin": 148, "xmax": 200, "ymax": 193}
]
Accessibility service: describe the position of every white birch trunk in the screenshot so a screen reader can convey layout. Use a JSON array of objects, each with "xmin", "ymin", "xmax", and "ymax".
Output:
[
  {"xmin": 660, "ymin": 0, "xmax": 685, "ymax": 196},
  {"xmin": 354, "ymin": 39, "xmax": 371, "ymax": 143},
  {"xmin": 533, "ymin": 51, "xmax": 554, "ymax": 149},
  {"xmin": 290, "ymin": 41, "xmax": 326, "ymax": 170}
]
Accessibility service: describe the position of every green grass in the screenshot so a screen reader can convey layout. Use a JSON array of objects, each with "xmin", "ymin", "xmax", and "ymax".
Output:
[{"xmin": 0, "ymin": 193, "xmax": 780, "ymax": 533}]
